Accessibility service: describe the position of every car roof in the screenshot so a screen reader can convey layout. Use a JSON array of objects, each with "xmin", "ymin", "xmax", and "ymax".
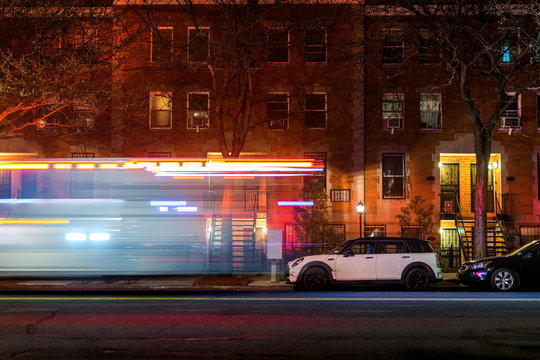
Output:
[{"xmin": 352, "ymin": 237, "xmax": 426, "ymax": 242}]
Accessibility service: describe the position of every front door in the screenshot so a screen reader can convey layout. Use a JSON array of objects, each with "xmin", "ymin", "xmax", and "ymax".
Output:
[
  {"xmin": 334, "ymin": 240, "xmax": 377, "ymax": 280},
  {"xmin": 440, "ymin": 228, "xmax": 460, "ymax": 270},
  {"xmin": 440, "ymin": 163, "xmax": 459, "ymax": 217}
]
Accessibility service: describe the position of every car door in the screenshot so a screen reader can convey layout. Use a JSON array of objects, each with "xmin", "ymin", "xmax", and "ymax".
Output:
[
  {"xmin": 518, "ymin": 245, "xmax": 540, "ymax": 285},
  {"xmin": 334, "ymin": 240, "xmax": 377, "ymax": 281},
  {"xmin": 376, "ymin": 240, "xmax": 410, "ymax": 280}
]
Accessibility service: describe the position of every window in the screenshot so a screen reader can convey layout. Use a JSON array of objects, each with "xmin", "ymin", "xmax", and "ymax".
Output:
[
  {"xmin": 330, "ymin": 189, "xmax": 350, "ymax": 202},
  {"xmin": 149, "ymin": 92, "xmax": 172, "ymax": 129},
  {"xmin": 266, "ymin": 93, "xmax": 288, "ymax": 129},
  {"xmin": 499, "ymin": 28, "xmax": 518, "ymax": 63},
  {"xmin": 151, "ymin": 27, "xmax": 173, "ymax": 63},
  {"xmin": 364, "ymin": 225, "xmax": 386, "ymax": 237},
  {"xmin": 420, "ymin": 94, "xmax": 441, "ymax": 129},
  {"xmin": 188, "ymin": 27, "xmax": 209, "ymax": 63},
  {"xmin": 419, "ymin": 29, "xmax": 440, "ymax": 64},
  {"xmin": 267, "ymin": 29, "xmax": 289, "ymax": 63},
  {"xmin": 382, "ymin": 154, "xmax": 405, "ymax": 199},
  {"xmin": 0, "ymin": 170, "xmax": 11, "ymax": 198},
  {"xmin": 72, "ymin": 153, "xmax": 95, "ymax": 158},
  {"xmin": 304, "ymin": 93, "xmax": 326, "ymax": 128},
  {"xmin": 36, "ymin": 101, "xmax": 60, "ymax": 131},
  {"xmin": 379, "ymin": 240, "xmax": 407, "ymax": 254},
  {"xmin": 68, "ymin": 27, "xmax": 100, "ymax": 64},
  {"xmin": 350, "ymin": 241, "xmax": 376, "ymax": 255},
  {"xmin": 75, "ymin": 102, "xmax": 95, "ymax": 129},
  {"xmin": 382, "ymin": 28, "xmax": 403, "ymax": 64},
  {"xmin": 305, "ymin": 29, "xmax": 326, "ymax": 63},
  {"xmin": 244, "ymin": 185, "xmax": 258, "ymax": 211},
  {"xmin": 500, "ymin": 92, "xmax": 520, "ymax": 128},
  {"xmin": 382, "ymin": 93, "xmax": 403, "ymax": 130},
  {"xmin": 187, "ymin": 92, "xmax": 209, "ymax": 129},
  {"xmin": 148, "ymin": 152, "xmax": 171, "ymax": 157}
]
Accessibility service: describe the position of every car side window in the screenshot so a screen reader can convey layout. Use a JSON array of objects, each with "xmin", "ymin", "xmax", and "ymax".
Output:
[
  {"xmin": 525, "ymin": 247, "xmax": 540, "ymax": 258},
  {"xmin": 350, "ymin": 242, "xmax": 376, "ymax": 255},
  {"xmin": 379, "ymin": 241, "xmax": 407, "ymax": 254}
]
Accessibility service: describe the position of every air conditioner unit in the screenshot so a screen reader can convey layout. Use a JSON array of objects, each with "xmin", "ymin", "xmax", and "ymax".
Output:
[
  {"xmin": 386, "ymin": 118, "xmax": 401, "ymax": 129},
  {"xmin": 268, "ymin": 119, "xmax": 286, "ymax": 129},
  {"xmin": 501, "ymin": 116, "xmax": 520, "ymax": 128},
  {"xmin": 189, "ymin": 112, "xmax": 208, "ymax": 128}
]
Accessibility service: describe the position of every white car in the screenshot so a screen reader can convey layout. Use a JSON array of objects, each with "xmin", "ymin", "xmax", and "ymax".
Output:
[{"xmin": 287, "ymin": 237, "xmax": 444, "ymax": 290}]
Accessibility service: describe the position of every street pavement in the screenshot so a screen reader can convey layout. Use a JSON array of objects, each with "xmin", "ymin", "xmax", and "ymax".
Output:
[{"xmin": 0, "ymin": 272, "xmax": 462, "ymax": 292}]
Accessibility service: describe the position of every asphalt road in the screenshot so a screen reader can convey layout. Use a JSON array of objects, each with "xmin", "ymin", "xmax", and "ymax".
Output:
[{"xmin": 2, "ymin": 291, "xmax": 540, "ymax": 359}]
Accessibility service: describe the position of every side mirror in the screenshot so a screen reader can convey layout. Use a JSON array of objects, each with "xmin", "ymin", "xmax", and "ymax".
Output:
[{"xmin": 343, "ymin": 249, "xmax": 354, "ymax": 257}]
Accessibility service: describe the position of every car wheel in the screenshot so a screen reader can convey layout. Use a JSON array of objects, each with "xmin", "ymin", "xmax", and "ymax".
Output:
[
  {"xmin": 405, "ymin": 268, "xmax": 430, "ymax": 291},
  {"xmin": 490, "ymin": 268, "xmax": 517, "ymax": 291},
  {"xmin": 302, "ymin": 266, "xmax": 329, "ymax": 291}
]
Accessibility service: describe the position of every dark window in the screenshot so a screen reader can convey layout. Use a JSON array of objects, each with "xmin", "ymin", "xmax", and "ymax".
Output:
[
  {"xmin": 419, "ymin": 29, "xmax": 440, "ymax": 64},
  {"xmin": 382, "ymin": 29, "xmax": 403, "ymax": 64},
  {"xmin": 304, "ymin": 93, "xmax": 326, "ymax": 128},
  {"xmin": 350, "ymin": 241, "xmax": 376, "ymax": 255},
  {"xmin": 148, "ymin": 152, "xmax": 171, "ymax": 157},
  {"xmin": 151, "ymin": 27, "xmax": 173, "ymax": 63},
  {"xmin": 407, "ymin": 239, "xmax": 433, "ymax": 253},
  {"xmin": 72, "ymin": 153, "xmax": 95, "ymax": 158},
  {"xmin": 379, "ymin": 241, "xmax": 407, "ymax": 254},
  {"xmin": 305, "ymin": 29, "xmax": 326, "ymax": 63},
  {"xmin": 499, "ymin": 28, "xmax": 518, "ymax": 63},
  {"xmin": 382, "ymin": 154, "xmax": 405, "ymax": 199},
  {"xmin": 188, "ymin": 27, "xmax": 209, "ymax": 63},
  {"xmin": 304, "ymin": 152, "xmax": 327, "ymax": 189},
  {"xmin": 501, "ymin": 93, "xmax": 520, "ymax": 128},
  {"xmin": 537, "ymin": 95, "xmax": 540, "ymax": 129},
  {"xmin": 267, "ymin": 30, "xmax": 288, "ymax": 63},
  {"xmin": 244, "ymin": 185, "xmax": 258, "ymax": 211},
  {"xmin": 330, "ymin": 189, "xmax": 350, "ymax": 202},
  {"xmin": 187, "ymin": 93, "xmax": 209, "ymax": 129},
  {"xmin": 267, "ymin": 93, "xmax": 288, "ymax": 129},
  {"xmin": 0, "ymin": 170, "xmax": 10, "ymax": 198}
]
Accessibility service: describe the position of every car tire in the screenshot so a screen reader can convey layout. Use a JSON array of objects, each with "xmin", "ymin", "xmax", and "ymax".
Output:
[
  {"xmin": 302, "ymin": 266, "xmax": 329, "ymax": 291},
  {"xmin": 405, "ymin": 268, "xmax": 430, "ymax": 291},
  {"xmin": 490, "ymin": 268, "xmax": 517, "ymax": 291}
]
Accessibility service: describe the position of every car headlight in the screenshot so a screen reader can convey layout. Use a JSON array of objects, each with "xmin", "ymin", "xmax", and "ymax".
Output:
[
  {"xmin": 470, "ymin": 261, "xmax": 491, "ymax": 270},
  {"xmin": 289, "ymin": 257, "xmax": 304, "ymax": 268}
]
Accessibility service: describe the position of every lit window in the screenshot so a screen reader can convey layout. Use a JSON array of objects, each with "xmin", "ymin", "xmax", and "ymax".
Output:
[
  {"xmin": 267, "ymin": 29, "xmax": 289, "ymax": 63},
  {"xmin": 499, "ymin": 28, "xmax": 518, "ymax": 63},
  {"xmin": 151, "ymin": 27, "xmax": 173, "ymax": 63},
  {"xmin": 187, "ymin": 92, "xmax": 209, "ymax": 129},
  {"xmin": 304, "ymin": 93, "xmax": 326, "ymax": 129},
  {"xmin": 188, "ymin": 27, "xmax": 209, "ymax": 63},
  {"xmin": 305, "ymin": 29, "xmax": 326, "ymax": 63},
  {"xmin": 267, "ymin": 93, "xmax": 288, "ymax": 129},
  {"xmin": 382, "ymin": 154, "xmax": 405, "ymax": 199},
  {"xmin": 149, "ymin": 92, "xmax": 172, "ymax": 129},
  {"xmin": 382, "ymin": 93, "xmax": 403, "ymax": 130},
  {"xmin": 420, "ymin": 94, "xmax": 441, "ymax": 130}
]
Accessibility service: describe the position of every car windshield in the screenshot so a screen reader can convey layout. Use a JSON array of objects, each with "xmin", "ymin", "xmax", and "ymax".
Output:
[{"xmin": 508, "ymin": 241, "xmax": 538, "ymax": 256}]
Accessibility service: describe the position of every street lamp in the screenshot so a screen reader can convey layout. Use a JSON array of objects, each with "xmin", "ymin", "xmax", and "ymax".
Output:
[{"xmin": 356, "ymin": 201, "xmax": 365, "ymax": 238}]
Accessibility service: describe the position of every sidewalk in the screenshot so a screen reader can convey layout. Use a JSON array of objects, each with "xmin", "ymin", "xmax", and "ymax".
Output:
[{"xmin": 0, "ymin": 273, "xmax": 463, "ymax": 293}]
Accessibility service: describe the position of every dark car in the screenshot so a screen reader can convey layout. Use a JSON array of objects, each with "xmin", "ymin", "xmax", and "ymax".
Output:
[{"xmin": 458, "ymin": 240, "xmax": 540, "ymax": 291}]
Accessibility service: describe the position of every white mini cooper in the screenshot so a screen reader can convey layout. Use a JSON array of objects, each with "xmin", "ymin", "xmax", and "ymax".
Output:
[{"xmin": 286, "ymin": 237, "xmax": 444, "ymax": 290}]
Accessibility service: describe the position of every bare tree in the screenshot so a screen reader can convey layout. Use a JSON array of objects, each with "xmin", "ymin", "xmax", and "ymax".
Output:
[{"xmin": 368, "ymin": 1, "xmax": 540, "ymax": 258}]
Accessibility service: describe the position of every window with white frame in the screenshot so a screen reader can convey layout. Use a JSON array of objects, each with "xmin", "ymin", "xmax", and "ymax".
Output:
[
  {"xmin": 188, "ymin": 27, "xmax": 209, "ymax": 63},
  {"xmin": 382, "ymin": 153, "xmax": 405, "ymax": 199},
  {"xmin": 382, "ymin": 93, "xmax": 403, "ymax": 130},
  {"xmin": 267, "ymin": 29, "xmax": 289, "ymax": 63},
  {"xmin": 499, "ymin": 28, "xmax": 518, "ymax": 63},
  {"xmin": 419, "ymin": 29, "xmax": 440, "ymax": 64},
  {"xmin": 74, "ymin": 102, "xmax": 95, "ymax": 129},
  {"xmin": 187, "ymin": 92, "xmax": 209, "ymax": 129},
  {"xmin": 382, "ymin": 28, "xmax": 403, "ymax": 64},
  {"xmin": 501, "ymin": 92, "xmax": 521, "ymax": 128},
  {"xmin": 149, "ymin": 92, "xmax": 172, "ymax": 129},
  {"xmin": 266, "ymin": 93, "xmax": 288, "ymax": 129},
  {"xmin": 151, "ymin": 27, "xmax": 173, "ymax": 63},
  {"xmin": 420, "ymin": 93, "xmax": 441, "ymax": 129},
  {"xmin": 305, "ymin": 29, "xmax": 326, "ymax": 63},
  {"xmin": 304, "ymin": 93, "xmax": 326, "ymax": 128}
]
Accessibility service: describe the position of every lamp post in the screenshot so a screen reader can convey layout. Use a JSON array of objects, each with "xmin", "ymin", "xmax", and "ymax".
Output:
[{"xmin": 356, "ymin": 201, "xmax": 365, "ymax": 238}]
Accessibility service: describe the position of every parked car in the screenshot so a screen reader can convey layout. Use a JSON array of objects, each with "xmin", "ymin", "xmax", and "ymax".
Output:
[
  {"xmin": 458, "ymin": 240, "xmax": 540, "ymax": 291},
  {"xmin": 286, "ymin": 237, "xmax": 444, "ymax": 290}
]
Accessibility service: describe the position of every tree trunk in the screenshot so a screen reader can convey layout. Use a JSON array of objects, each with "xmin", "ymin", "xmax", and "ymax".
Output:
[{"xmin": 473, "ymin": 126, "xmax": 491, "ymax": 259}]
